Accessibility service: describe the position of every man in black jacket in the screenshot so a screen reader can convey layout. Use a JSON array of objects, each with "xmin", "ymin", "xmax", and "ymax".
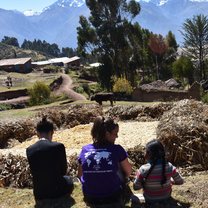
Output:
[{"xmin": 26, "ymin": 117, "xmax": 74, "ymax": 201}]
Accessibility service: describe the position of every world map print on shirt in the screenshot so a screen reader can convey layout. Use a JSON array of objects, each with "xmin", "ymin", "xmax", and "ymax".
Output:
[{"xmin": 84, "ymin": 150, "xmax": 112, "ymax": 172}]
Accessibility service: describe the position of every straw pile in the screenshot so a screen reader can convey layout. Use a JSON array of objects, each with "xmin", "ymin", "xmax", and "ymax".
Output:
[
  {"xmin": 157, "ymin": 99, "xmax": 208, "ymax": 169},
  {"xmin": 0, "ymin": 119, "xmax": 36, "ymax": 148},
  {"xmin": 0, "ymin": 153, "xmax": 32, "ymax": 188},
  {"xmin": 107, "ymin": 103, "xmax": 173, "ymax": 121},
  {"xmin": 0, "ymin": 104, "xmax": 102, "ymax": 148},
  {"xmin": 0, "ymin": 153, "xmax": 79, "ymax": 188},
  {"xmin": 36, "ymin": 104, "xmax": 103, "ymax": 129}
]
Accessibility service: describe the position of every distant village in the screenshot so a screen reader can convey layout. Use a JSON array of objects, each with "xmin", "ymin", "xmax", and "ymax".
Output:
[{"xmin": 0, "ymin": 56, "xmax": 81, "ymax": 73}]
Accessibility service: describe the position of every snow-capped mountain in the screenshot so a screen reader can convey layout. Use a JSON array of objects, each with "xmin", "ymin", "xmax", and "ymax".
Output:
[
  {"xmin": 23, "ymin": 10, "xmax": 41, "ymax": 16},
  {"xmin": 0, "ymin": 0, "xmax": 208, "ymax": 48},
  {"xmin": 51, "ymin": 0, "xmax": 85, "ymax": 8},
  {"xmin": 138, "ymin": 0, "xmax": 208, "ymax": 6}
]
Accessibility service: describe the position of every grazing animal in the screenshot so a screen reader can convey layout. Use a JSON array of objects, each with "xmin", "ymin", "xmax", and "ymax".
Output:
[{"xmin": 91, "ymin": 93, "xmax": 115, "ymax": 106}]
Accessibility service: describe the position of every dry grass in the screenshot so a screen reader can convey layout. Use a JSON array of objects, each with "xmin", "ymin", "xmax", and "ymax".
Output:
[
  {"xmin": 0, "ymin": 121, "xmax": 158, "ymax": 157},
  {"xmin": 1, "ymin": 173, "xmax": 208, "ymax": 208}
]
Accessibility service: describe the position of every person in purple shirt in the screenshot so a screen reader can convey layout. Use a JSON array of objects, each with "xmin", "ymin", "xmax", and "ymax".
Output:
[{"xmin": 78, "ymin": 116, "xmax": 132, "ymax": 207}]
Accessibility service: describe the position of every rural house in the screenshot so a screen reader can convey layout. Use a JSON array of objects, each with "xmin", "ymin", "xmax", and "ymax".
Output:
[
  {"xmin": 32, "ymin": 56, "xmax": 80, "ymax": 68},
  {"xmin": 0, "ymin": 57, "xmax": 32, "ymax": 73}
]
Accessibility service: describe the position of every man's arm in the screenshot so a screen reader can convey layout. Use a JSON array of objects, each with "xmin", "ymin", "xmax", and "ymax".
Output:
[{"xmin": 58, "ymin": 144, "xmax": 67, "ymax": 175}]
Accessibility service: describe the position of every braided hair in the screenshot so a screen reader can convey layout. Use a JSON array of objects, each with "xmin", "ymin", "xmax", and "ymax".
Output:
[
  {"xmin": 143, "ymin": 139, "xmax": 167, "ymax": 186},
  {"xmin": 91, "ymin": 116, "xmax": 118, "ymax": 146}
]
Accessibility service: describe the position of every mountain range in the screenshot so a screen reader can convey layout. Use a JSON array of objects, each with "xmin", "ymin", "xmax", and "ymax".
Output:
[{"xmin": 1, "ymin": 0, "xmax": 208, "ymax": 49}]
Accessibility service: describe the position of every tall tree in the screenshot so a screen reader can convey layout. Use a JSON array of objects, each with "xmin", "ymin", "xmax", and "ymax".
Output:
[
  {"xmin": 77, "ymin": 0, "xmax": 140, "ymax": 89},
  {"xmin": 162, "ymin": 31, "xmax": 178, "ymax": 79},
  {"xmin": 61, "ymin": 47, "xmax": 77, "ymax": 57},
  {"xmin": 1, "ymin": 36, "xmax": 19, "ymax": 47},
  {"xmin": 181, "ymin": 14, "xmax": 208, "ymax": 80},
  {"xmin": 148, "ymin": 34, "xmax": 168, "ymax": 79},
  {"xmin": 172, "ymin": 56, "xmax": 194, "ymax": 85},
  {"xmin": 21, "ymin": 39, "xmax": 60, "ymax": 57}
]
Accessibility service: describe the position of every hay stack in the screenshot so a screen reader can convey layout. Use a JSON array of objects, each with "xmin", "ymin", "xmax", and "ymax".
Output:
[
  {"xmin": 0, "ymin": 119, "xmax": 36, "ymax": 148},
  {"xmin": 157, "ymin": 99, "xmax": 208, "ymax": 169},
  {"xmin": 127, "ymin": 145, "xmax": 145, "ymax": 178},
  {"xmin": 36, "ymin": 104, "xmax": 103, "ymax": 129},
  {"xmin": 0, "ymin": 153, "xmax": 79, "ymax": 188},
  {"xmin": 0, "ymin": 104, "xmax": 102, "ymax": 149},
  {"xmin": 107, "ymin": 103, "xmax": 173, "ymax": 121},
  {"xmin": 0, "ymin": 153, "xmax": 32, "ymax": 188},
  {"xmin": 64, "ymin": 104, "xmax": 103, "ymax": 128}
]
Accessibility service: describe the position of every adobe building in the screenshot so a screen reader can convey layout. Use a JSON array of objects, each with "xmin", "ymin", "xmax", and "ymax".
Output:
[
  {"xmin": 132, "ymin": 82, "xmax": 201, "ymax": 102},
  {"xmin": 0, "ymin": 57, "xmax": 32, "ymax": 73}
]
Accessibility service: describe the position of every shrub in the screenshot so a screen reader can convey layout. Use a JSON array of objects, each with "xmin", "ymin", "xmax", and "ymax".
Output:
[
  {"xmin": 74, "ymin": 86, "xmax": 84, "ymax": 94},
  {"xmin": 112, "ymin": 77, "xmax": 133, "ymax": 95},
  {"xmin": 0, "ymin": 103, "xmax": 12, "ymax": 111},
  {"xmin": 43, "ymin": 65, "xmax": 62, "ymax": 73},
  {"xmin": 82, "ymin": 83, "xmax": 91, "ymax": 96},
  {"xmin": 201, "ymin": 92, "xmax": 208, "ymax": 104},
  {"xmin": 28, "ymin": 81, "xmax": 51, "ymax": 106}
]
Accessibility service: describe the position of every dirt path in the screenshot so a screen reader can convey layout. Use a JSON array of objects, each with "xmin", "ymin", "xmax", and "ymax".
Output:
[
  {"xmin": 0, "ymin": 96, "xmax": 29, "ymax": 104},
  {"xmin": 54, "ymin": 74, "xmax": 86, "ymax": 101},
  {"xmin": 0, "ymin": 74, "xmax": 86, "ymax": 104}
]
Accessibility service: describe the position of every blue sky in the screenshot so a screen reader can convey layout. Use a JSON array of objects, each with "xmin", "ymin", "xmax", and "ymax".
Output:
[{"xmin": 0, "ymin": 0, "xmax": 57, "ymax": 12}]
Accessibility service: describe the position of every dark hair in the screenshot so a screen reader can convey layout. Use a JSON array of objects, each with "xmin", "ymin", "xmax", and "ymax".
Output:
[
  {"xmin": 91, "ymin": 116, "xmax": 119, "ymax": 146},
  {"xmin": 36, "ymin": 116, "xmax": 54, "ymax": 133},
  {"xmin": 143, "ymin": 139, "xmax": 167, "ymax": 186}
]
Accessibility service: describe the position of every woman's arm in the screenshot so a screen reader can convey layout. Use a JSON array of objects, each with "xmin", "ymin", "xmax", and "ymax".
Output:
[{"xmin": 120, "ymin": 158, "xmax": 132, "ymax": 177}]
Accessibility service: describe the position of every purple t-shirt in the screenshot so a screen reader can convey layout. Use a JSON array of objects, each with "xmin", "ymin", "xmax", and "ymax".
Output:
[{"xmin": 78, "ymin": 143, "xmax": 128, "ymax": 197}]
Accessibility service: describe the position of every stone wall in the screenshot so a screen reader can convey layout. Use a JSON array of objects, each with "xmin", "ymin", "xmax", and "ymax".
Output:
[
  {"xmin": 0, "ymin": 89, "xmax": 28, "ymax": 101},
  {"xmin": 132, "ymin": 82, "xmax": 201, "ymax": 102}
]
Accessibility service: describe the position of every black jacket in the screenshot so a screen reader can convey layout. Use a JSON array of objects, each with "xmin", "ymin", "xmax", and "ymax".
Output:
[{"xmin": 26, "ymin": 139, "xmax": 69, "ymax": 200}]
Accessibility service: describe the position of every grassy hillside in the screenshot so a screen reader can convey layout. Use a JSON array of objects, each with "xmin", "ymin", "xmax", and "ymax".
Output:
[
  {"xmin": 0, "ymin": 43, "xmax": 51, "ymax": 61},
  {"xmin": 0, "ymin": 72, "xmax": 60, "ymax": 92}
]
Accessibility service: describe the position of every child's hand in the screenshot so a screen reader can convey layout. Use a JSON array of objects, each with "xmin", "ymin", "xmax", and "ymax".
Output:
[{"xmin": 171, "ymin": 178, "xmax": 175, "ymax": 185}]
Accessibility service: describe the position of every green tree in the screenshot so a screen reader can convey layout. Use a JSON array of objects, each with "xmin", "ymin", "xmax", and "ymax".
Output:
[
  {"xmin": 21, "ymin": 39, "xmax": 33, "ymax": 49},
  {"xmin": 77, "ymin": 0, "xmax": 141, "ymax": 89},
  {"xmin": 181, "ymin": 14, "xmax": 208, "ymax": 80},
  {"xmin": 1, "ymin": 36, "xmax": 19, "ymax": 47},
  {"xmin": 61, "ymin": 47, "xmax": 77, "ymax": 57},
  {"xmin": 21, "ymin": 39, "xmax": 60, "ymax": 57},
  {"xmin": 125, "ymin": 24, "xmax": 153, "ymax": 85},
  {"xmin": 166, "ymin": 31, "xmax": 178, "ymax": 51},
  {"xmin": 28, "ymin": 82, "xmax": 51, "ymax": 106},
  {"xmin": 172, "ymin": 56, "xmax": 194, "ymax": 85},
  {"xmin": 161, "ymin": 31, "xmax": 178, "ymax": 79}
]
